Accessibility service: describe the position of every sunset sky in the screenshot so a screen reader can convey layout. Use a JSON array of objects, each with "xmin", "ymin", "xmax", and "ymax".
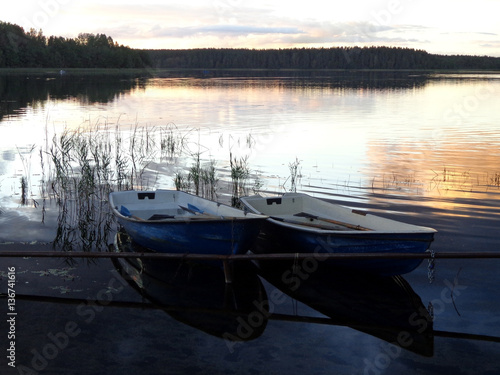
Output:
[{"xmin": 3, "ymin": 0, "xmax": 500, "ymax": 56}]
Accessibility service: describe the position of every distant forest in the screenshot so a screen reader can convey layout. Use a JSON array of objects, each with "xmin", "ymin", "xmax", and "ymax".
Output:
[
  {"xmin": 2, "ymin": 21, "xmax": 500, "ymax": 70},
  {"xmin": 0, "ymin": 21, "xmax": 149, "ymax": 68}
]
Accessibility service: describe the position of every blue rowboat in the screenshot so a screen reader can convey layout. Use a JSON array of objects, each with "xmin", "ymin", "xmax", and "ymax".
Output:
[
  {"xmin": 109, "ymin": 190, "xmax": 267, "ymax": 255},
  {"xmin": 240, "ymin": 193, "xmax": 437, "ymax": 275}
]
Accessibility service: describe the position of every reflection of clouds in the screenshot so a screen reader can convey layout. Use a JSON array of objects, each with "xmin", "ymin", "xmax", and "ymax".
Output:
[
  {"xmin": 0, "ymin": 150, "xmax": 15, "ymax": 176},
  {"xmin": 2, "ymin": 150, "xmax": 15, "ymax": 162},
  {"xmin": 0, "ymin": 206, "xmax": 58, "ymax": 243}
]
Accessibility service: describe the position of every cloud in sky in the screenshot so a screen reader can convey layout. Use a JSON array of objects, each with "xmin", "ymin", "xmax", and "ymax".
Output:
[
  {"xmin": 2, "ymin": 0, "xmax": 500, "ymax": 56},
  {"xmin": 148, "ymin": 24, "xmax": 303, "ymax": 38}
]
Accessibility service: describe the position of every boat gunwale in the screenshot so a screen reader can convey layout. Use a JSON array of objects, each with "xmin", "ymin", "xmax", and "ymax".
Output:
[
  {"xmin": 265, "ymin": 216, "xmax": 437, "ymax": 236},
  {"xmin": 113, "ymin": 212, "xmax": 268, "ymax": 224},
  {"xmin": 240, "ymin": 193, "xmax": 437, "ymax": 237},
  {"xmin": 109, "ymin": 190, "xmax": 268, "ymax": 223}
]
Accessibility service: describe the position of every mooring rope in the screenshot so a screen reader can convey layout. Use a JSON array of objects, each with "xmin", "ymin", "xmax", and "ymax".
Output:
[{"xmin": 427, "ymin": 249, "xmax": 435, "ymax": 284}]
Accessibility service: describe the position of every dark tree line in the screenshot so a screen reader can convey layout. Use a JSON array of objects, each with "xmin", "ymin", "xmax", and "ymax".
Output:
[
  {"xmin": 0, "ymin": 21, "xmax": 150, "ymax": 68},
  {"xmin": 147, "ymin": 47, "xmax": 500, "ymax": 70},
  {"xmin": 2, "ymin": 21, "xmax": 500, "ymax": 70}
]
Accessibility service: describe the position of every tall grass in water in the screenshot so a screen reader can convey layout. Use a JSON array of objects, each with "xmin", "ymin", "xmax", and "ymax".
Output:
[
  {"xmin": 160, "ymin": 123, "xmax": 187, "ymax": 160},
  {"xmin": 20, "ymin": 177, "xmax": 28, "ymax": 206},
  {"xmin": 48, "ymin": 128, "xmax": 115, "ymax": 251},
  {"xmin": 33, "ymin": 121, "xmax": 268, "ymax": 249},
  {"xmin": 189, "ymin": 152, "xmax": 202, "ymax": 196},
  {"xmin": 200, "ymin": 159, "xmax": 218, "ymax": 201},
  {"xmin": 174, "ymin": 154, "xmax": 219, "ymax": 201},
  {"xmin": 230, "ymin": 152, "xmax": 250, "ymax": 207},
  {"xmin": 45, "ymin": 122, "xmax": 186, "ymax": 251},
  {"xmin": 287, "ymin": 157, "xmax": 302, "ymax": 193}
]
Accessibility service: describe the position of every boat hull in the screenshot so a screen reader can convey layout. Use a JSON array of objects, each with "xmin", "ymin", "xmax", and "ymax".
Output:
[
  {"xmin": 241, "ymin": 193, "xmax": 436, "ymax": 275},
  {"xmin": 116, "ymin": 215, "xmax": 263, "ymax": 255},
  {"xmin": 109, "ymin": 190, "xmax": 266, "ymax": 255},
  {"xmin": 253, "ymin": 221, "xmax": 434, "ymax": 275}
]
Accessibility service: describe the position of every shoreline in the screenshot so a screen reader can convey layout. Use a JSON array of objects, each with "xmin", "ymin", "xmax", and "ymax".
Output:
[{"xmin": 1, "ymin": 67, "xmax": 500, "ymax": 76}]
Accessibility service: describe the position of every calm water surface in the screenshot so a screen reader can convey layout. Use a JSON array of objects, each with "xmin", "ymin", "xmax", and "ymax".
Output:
[{"xmin": 1, "ymin": 71, "xmax": 500, "ymax": 374}]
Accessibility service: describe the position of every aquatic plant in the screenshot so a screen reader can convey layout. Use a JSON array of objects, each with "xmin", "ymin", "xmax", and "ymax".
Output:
[
  {"xmin": 17, "ymin": 119, "xmax": 292, "ymax": 249},
  {"xmin": 129, "ymin": 124, "xmax": 157, "ymax": 190},
  {"xmin": 200, "ymin": 159, "xmax": 218, "ymax": 201},
  {"xmin": 174, "ymin": 171, "xmax": 189, "ymax": 192},
  {"xmin": 229, "ymin": 152, "xmax": 250, "ymax": 207},
  {"xmin": 287, "ymin": 157, "xmax": 302, "ymax": 193},
  {"xmin": 160, "ymin": 122, "xmax": 187, "ymax": 160},
  {"xmin": 20, "ymin": 177, "xmax": 28, "ymax": 205},
  {"xmin": 47, "ymin": 127, "xmax": 117, "ymax": 251},
  {"xmin": 188, "ymin": 152, "xmax": 202, "ymax": 196},
  {"xmin": 175, "ymin": 154, "xmax": 219, "ymax": 200},
  {"xmin": 252, "ymin": 175, "xmax": 264, "ymax": 194},
  {"xmin": 114, "ymin": 125, "xmax": 130, "ymax": 191}
]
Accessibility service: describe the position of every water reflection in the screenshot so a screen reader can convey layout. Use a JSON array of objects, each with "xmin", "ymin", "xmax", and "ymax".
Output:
[
  {"xmin": 256, "ymin": 259, "xmax": 434, "ymax": 357},
  {"xmin": 1, "ymin": 71, "xmax": 499, "ymax": 373},
  {"xmin": 0, "ymin": 70, "xmax": 437, "ymax": 123},
  {"xmin": 0, "ymin": 72, "xmax": 146, "ymax": 121},
  {"xmin": 1, "ymin": 72, "xmax": 499, "ymax": 247},
  {"xmin": 113, "ymin": 230, "xmax": 434, "ymax": 356},
  {"xmin": 112, "ymin": 231, "xmax": 268, "ymax": 342},
  {"xmin": 145, "ymin": 70, "xmax": 429, "ymax": 90}
]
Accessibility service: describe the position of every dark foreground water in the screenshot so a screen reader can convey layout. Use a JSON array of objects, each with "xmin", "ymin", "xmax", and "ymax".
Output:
[{"xmin": 1, "ymin": 190, "xmax": 500, "ymax": 375}]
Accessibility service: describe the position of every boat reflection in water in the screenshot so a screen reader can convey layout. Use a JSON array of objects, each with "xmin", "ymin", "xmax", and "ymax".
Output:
[
  {"xmin": 113, "ymin": 231, "xmax": 433, "ymax": 356},
  {"xmin": 113, "ymin": 231, "xmax": 269, "ymax": 342},
  {"xmin": 256, "ymin": 258, "xmax": 434, "ymax": 357}
]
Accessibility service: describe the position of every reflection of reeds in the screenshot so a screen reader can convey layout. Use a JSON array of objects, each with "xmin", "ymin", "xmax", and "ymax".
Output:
[
  {"xmin": 368, "ymin": 172, "xmax": 421, "ymax": 194},
  {"xmin": 430, "ymin": 167, "xmax": 472, "ymax": 193},
  {"xmin": 490, "ymin": 173, "xmax": 500, "ymax": 188},
  {"xmin": 16, "ymin": 144, "xmax": 37, "ymax": 206},
  {"xmin": 369, "ymin": 168, "xmax": 500, "ymax": 196}
]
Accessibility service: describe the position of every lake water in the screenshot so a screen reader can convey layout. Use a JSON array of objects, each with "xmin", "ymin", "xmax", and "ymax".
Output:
[{"xmin": 1, "ymin": 70, "xmax": 500, "ymax": 374}]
